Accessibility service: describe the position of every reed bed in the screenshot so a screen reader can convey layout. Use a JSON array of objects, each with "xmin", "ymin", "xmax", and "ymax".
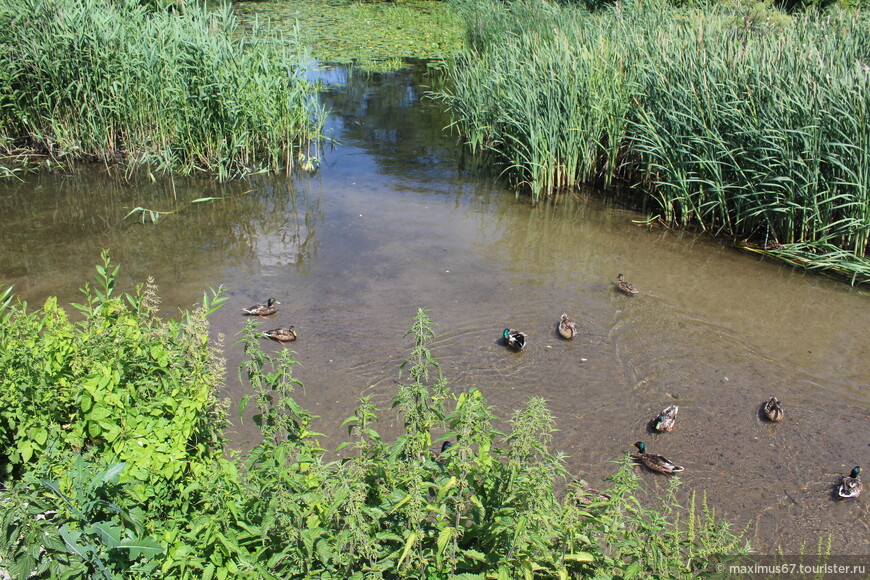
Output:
[
  {"xmin": 442, "ymin": 0, "xmax": 870, "ymax": 282},
  {"xmin": 0, "ymin": 0, "xmax": 325, "ymax": 179}
]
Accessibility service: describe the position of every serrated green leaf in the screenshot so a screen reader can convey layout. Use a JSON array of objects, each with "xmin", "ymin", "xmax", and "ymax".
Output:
[
  {"xmin": 59, "ymin": 523, "xmax": 90, "ymax": 558},
  {"xmin": 397, "ymin": 531, "xmax": 418, "ymax": 568},
  {"xmin": 563, "ymin": 552, "xmax": 594, "ymax": 563},
  {"xmin": 89, "ymin": 522, "xmax": 122, "ymax": 548}
]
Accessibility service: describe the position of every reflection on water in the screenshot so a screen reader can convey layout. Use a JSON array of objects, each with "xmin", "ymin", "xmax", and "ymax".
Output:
[
  {"xmin": 1, "ymin": 63, "xmax": 868, "ymax": 555},
  {"xmin": 0, "ymin": 174, "xmax": 322, "ymax": 309}
]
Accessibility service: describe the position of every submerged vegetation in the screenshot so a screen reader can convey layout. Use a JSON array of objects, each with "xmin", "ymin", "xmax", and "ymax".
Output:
[
  {"xmin": 441, "ymin": 0, "xmax": 870, "ymax": 283},
  {"xmin": 0, "ymin": 258, "xmax": 748, "ymax": 578},
  {"xmin": 0, "ymin": 0, "xmax": 324, "ymax": 179}
]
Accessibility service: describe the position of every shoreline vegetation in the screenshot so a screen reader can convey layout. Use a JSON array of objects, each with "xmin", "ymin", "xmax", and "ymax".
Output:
[
  {"xmin": 0, "ymin": 0, "xmax": 325, "ymax": 180},
  {"xmin": 440, "ymin": 0, "xmax": 870, "ymax": 284},
  {"xmin": 0, "ymin": 258, "xmax": 749, "ymax": 577},
  {"xmin": 0, "ymin": 0, "xmax": 867, "ymax": 283}
]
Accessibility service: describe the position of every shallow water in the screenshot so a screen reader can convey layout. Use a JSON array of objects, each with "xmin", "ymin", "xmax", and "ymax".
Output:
[{"xmin": 1, "ymin": 64, "xmax": 868, "ymax": 556}]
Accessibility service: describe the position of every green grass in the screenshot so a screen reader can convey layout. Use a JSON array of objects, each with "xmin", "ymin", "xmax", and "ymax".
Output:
[
  {"xmin": 441, "ymin": 0, "xmax": 870, "ymax": 283},
  {"xmin": 0, "ymin": 0, "xmax": 325, "ymax": 179}
]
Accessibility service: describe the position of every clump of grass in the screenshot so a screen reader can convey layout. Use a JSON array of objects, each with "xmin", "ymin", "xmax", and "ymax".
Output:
[
  {"xmin": 0, "ymin": 0, "xmax": 324, "ymax": 180},
  {"xmin": 442, "ymin": 0, "xmax": 870, "ymax": 283}
]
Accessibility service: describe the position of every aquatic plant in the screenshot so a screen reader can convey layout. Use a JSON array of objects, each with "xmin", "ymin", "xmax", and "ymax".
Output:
[
  {"xmin": 442, "ymin": 0, "xmax": 870, "ymax": 283},
  {"xmin": 0, "ymin": 0, "xmax": 324, "ymax": 180},
  {"xmin": 235, "ymin": 0, "xmax": 465, "ymax": 71}
]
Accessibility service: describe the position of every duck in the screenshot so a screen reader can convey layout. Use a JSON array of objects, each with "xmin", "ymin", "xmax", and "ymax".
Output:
[
  {"xmin": 243, "ymin": 298, "xmax": 279, "ymax": 318},
  {"xmin": 632, "ymin": 441, "xmax": 684, "ymax": 475},
  {"xmin": 558, "ymin": 313, "xmax": 579, "ymax": 339},
  {"xmin": 617, "ymin": 274, "xmax": 638, "ymax": 295},
  {"xmin": 762, "ymin": 396, "xmax": 783, "ymax": 422},
  {"xmin": 567, "ymin": 479, "xmax": 612, "ymax": 506},
  {"xmin": 432, "ymin": 440, "xmax": 454, "ymax": 461},
  {"xmin": 651, "ymin": 405, "xmax": 678, "ymax": 432},
  {"xmin": 837, "ymin": 466, "xmax": 862, "ymax": 499},
  {"xmin": 503, "ymin": 328, "xmax": 527, "ymax": 350},
  {"xmin": 262, "ymin": 326, "xmax": 297, "ymax": 343}
]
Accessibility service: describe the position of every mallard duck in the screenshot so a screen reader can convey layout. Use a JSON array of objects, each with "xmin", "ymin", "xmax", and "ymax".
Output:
[
  {"xmin": 651, "ymin": 405, "xmax": 678, "ymax": 432},
  {"xmin": 617, "ymin": 273, "xmax": 638, "ymax": 295},
  {"xmin": 762, "ymin": 396, "xmax": 783, "ymax": 422},
  {"xmin": 243, "ymin": 298, "xmax": 279, "ymax": 318},
  {"xmin": 838, "ymin": 466, "xmax": 862, "ymax": 499},
  {"xmin": 558, "ymin": 313, "xmax": 579, "ymax": 339},
  {"xmin": 503, "ymin": 328, "xmax": 527, "ymax": 350},
  {"xmin": 262, "ymin": 326, "xmax": 297, "ymax": 343},
  {"xmin": 567, "ymin": 479, "xmax": 612, "ymax": 506},
  {"xmin": 632, "ymin": 441, "xmax": 684, "ymax": 475}
]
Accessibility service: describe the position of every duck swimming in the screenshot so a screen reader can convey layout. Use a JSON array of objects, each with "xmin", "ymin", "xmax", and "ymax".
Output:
[
  {"xmin": 262, "ymin": 326, "xmax": 297, "ymax": 343},
  {"xmin": 632, "ymin": 442, "xmax": 684, "ymax": 475},
  {"xmin": 558, "ymin": 313, "xmax": 579, "ymax": 339},
  {"xmin": 243, "ymin": 298, "xmax": 279, "ymax": 318},
  {"xmin": 503, "ymin": 328, "xmax": 527, "ymax": 350}
]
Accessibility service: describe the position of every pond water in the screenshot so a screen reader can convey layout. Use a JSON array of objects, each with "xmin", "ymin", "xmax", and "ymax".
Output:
[{"xmin": 1, "ymin": 63, "xmax": 868, "ymax": 556}]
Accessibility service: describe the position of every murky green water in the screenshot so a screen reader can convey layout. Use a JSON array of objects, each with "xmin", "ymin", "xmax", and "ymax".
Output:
[{"xmin": 1, "ymin": 63, "xmax": 868, "ymax": 556}]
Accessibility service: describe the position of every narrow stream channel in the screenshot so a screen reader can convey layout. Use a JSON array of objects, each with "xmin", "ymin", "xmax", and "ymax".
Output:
[{"xmin": 1, "ymin": 63, "xmax": 867, "ymax": 556}]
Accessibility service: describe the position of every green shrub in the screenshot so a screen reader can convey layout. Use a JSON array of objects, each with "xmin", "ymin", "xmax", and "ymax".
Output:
[{"xmin": 0, "ymin": 251, "xmax": 228, "ymax": 493}]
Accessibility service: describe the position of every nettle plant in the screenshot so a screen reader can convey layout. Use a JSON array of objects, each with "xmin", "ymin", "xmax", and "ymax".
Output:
[
  {"xmin": 232, "ymin": 308, "xmax": 749, "ymax": 579},
  {"xmin": 0, "ymin": 251, "xmax": 228, "ymax": 494}
]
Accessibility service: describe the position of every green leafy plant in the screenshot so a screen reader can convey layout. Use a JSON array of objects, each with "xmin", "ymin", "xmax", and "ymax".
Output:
[{"xmin": 0, "ymin": 454, "xmax": 162, "ymax": 579}]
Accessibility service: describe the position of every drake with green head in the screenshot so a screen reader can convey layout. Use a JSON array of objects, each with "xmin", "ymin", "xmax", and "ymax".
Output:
[
  {"xmin": 503, "ymin": 328, "xmax": 527, "ymax": 350},
  {"xmin": 558, "ymin": 313, "xmax": 579, "ymax": 339},
  {"xmin": 838, "ymin": 466, "xmax": 862, "ymax": 499},
  {"xmin": 243, "ymin": 297, "xmax": 279, "ymax": 318},
  {"xmin": 651, "ymin": 405, "xmax": 678, "ymax": 432},
  {"xmin": 763, "ymin": 396, "xmax": 783, "ymax": 422},
  {"xmin": 262, "ymin": 326, "xmax": 297, "ymax": 343},
  {"xmin": 632, "ymin": 442, "xmax": 684, "ymax": 475}
]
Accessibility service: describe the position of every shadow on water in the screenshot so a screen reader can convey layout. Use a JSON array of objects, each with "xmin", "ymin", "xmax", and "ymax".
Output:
[{"xmin": 1, "ymin": 62, "xmax": 868, "ymax": 555}]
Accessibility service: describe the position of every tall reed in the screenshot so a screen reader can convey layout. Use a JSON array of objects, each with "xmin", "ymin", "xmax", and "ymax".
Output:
[
  {"xmin": 442, "ymin": 0, "xmax": 870, "ymax": 282},
  {"xmin": 0, "ymin": 0, "xmax": 324, "ymax": 179}
]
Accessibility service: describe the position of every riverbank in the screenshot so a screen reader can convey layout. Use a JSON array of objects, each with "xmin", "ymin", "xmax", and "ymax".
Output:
[
  {"xmin": 441, "ymin": 0, "xmax": 870, "ymax": 284},
  {"xmin": 0, "ymin": 0, "xmax": 324, "ymax": 179}
]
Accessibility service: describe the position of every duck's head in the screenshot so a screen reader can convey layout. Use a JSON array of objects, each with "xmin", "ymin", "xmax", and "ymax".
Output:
[
  {"xmin": 633, "ymin": 441, "xmax": 645, "ymax": 453},
  {"xmin": 267, "ymin": 298, "xmax": 279, "ymax": 306},
  {"xmin": 850, "ymin": 466, "xmax": 861, "ymax": 478},
  {"xmin": 503, "ymin": 329, "xmax": 511, "ymax": 339}
]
